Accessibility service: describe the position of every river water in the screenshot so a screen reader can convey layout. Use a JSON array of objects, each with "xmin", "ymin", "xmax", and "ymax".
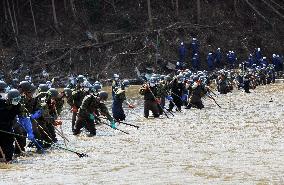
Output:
[{"xmin": 1, "ymin": 84, "xmax": 284, "ymax": 185}]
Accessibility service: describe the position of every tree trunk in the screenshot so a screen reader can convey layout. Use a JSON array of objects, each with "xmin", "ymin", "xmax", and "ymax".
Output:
[
  {"xmin": 29, "ymin": 0, "xmax": 38, "ymax": 36},
  {"xmin": 197, "ymin": 0, "xmax": 201, "ymax": 24},
  {"xmin": 176, "ymin": 0, "xmax": 179, "ymax": 17},
  {"xmin": 3, "ymin": 0, "xmax": 8, "ymax": 20},
  {"xmin": 51, "ymin": 0, "xmax": 58, "ymax": 29},
  {"xmin": 12, "ymin": 0, "xmax": 18, "ymax": 35},
  {"xmin": 70, "ymin": 0, "xmax": 77, "ymax": 19},
  {"xmin": 6, "ymin": 0, "xmax": 19, "ymax": 48},
  {"xmin": 147, "ymin": 0, "xmax": 153, "ymax": 29}
]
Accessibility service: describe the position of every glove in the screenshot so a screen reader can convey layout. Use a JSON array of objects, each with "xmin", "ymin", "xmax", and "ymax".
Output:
[
  {"xmin": 30, "ymin": 109, "xmax": 42, "ymax": 120},
  {"xmin": 89, "ymin": 113, "xmax": 95, "ymax": 121},
  {"xmin": 166, "ymin": 95, "xmax": 173, "ymax": 101},
  {"xmin": 71, "ymin": 106, "xmax": 78, "ymax": 113},
  {"xmin": 128, "ymin": 104, "xmax": 135, "ymax": 109},
  {"xmin": 111, "ymin": 120, "xmax": 116, "ymax": 129},
  {"xmin": 28, "ymin": 132, "xmax": 35, "ymax": 140},
  {"xmin": 182, "ymin": 94, "xmax": 187, "ymax": 101},
  {"xmin": 155, "ymin": 98, "xmax": 161, "ymax": 104},
  {"xmin": 53, "ymin": 120, "xmax": 63, "ymax": 126}
]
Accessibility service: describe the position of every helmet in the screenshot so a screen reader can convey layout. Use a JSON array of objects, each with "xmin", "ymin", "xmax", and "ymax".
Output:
[
  {"xmin": 99, "ymin": 91, "xmax": 108, "ymax": 101},
  {"xmin": 12, "ymin": 78, "xmax": 19, "ymax": 88},
  {"xmin": 38, "ymin": 84, "xmax": 49, "ymax": 92},
  {"xmin": 94, "ymin": 81, "xmax": 101, "ymax": 86},
  {"xmin": 160, "ymin": 75, "xmax": 166, "ymax": 81},
  {"xmin": 165, "ymin": 75, "xmax": 171, "ymax": 82},
  {"xmin": 113, "ymin": 74, "xmax": 119, "ymax": 79},
  {"xmin": 7, "ymin": 89, "xmax": 21, "ymax": 105},
  {"xmin": 177, "ymin": 74, "xmax": 184, "ymax": 82},
  {"xmin": 48, "ymin": 88, "xmax": 59, "ymax": 98},
  {"xmin": 77, "ymin": 75, "xmax": 85, "ymax": 83},
  {"xmin": 83, "ymin": 81, "xmax": 92, "ymax": 91},
  {"xmin": 193, "ymin": 75, "xmax": 199, "ymax": 81},
  {"xmin": 25, "ymin": 76, "xmax": 32, "ymax": 82},
  {"xmin": 63, "ymin": 88, "xmax": 72, "ymax": 97},
  {"xmin": 19, "ymin": 81, "xmax": 31, "ymax": 92},
  {"xmin": 184, "ymin": 72, "xmax": 191, "ymax": 79},
  {"xmin": 122, "ymin": 79, "xmax": 130, "ymax": 87},
  {"xmin": 46, "ymin": 81, "xmax": 52, "ymax": 88},
  {"xmin": 0, "ymin": 81, "xmax": 7, "ymax": 91},
  {"xmin": 93, "ymin": 84, "xmax": 102, "ymax": 92},
  {"xmin": 30, "ymin": 84, "xmax": 37, "ymax": 93},
  {"xmin": 149, "ymin": 77, "xmax": 156, "ymax": 84}
]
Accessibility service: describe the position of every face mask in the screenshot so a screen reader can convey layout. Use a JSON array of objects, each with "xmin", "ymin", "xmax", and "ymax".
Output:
[
  {"xmin": 84, "ymin": 88, "xmax": 89, "ymax": 91},
  {"xmin": 114, "ymin": 78, "xmax": 119, "ymax": 81},
  {"xmin": 40, "ymin": 97, "xmax": 47, "ymax": 106},
  {"xmin": 0, "ymin": 93, "xmax": 6, "ymax": 99},
  {"xmin": 11, "ymin": 96, "xmax": 21, "ymax": 105},
  {"xmin": 178, "ymin": 80, "xmax": 182, "ymax": 83},
  {"xmin": 150, "ymin": 83, "xmax": 155, "ymax": 87}
]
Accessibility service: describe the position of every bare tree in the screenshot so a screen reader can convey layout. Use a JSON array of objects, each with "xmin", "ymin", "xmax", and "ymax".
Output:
[
  {"xmin": 3, "ymin": 0, "xmax": 8, "ymax": 21},
  {"xmin": 6, "ymin": 0, "xmax": 19, "ymax": 48},
  {"xmin": 29, "ymin": 0, "xmax": 38, "ymax": 36},
  {"xmin": 147, "ymin": 0, "xmax": 153, "ymax": 28},
  {"xmin": 51, "ymin": 0, "xmax": 58, "ymax": 29},
  {"xmin": 11, "ymin": 0, "xmax": 18, "ymax": 35},
  {"xmin": 176, "ymin": 0, "xmax": 179, "ymax": 17},
  {"xmin": 70, "ymin": 0, "xmax": 77, "ymax": 19}
]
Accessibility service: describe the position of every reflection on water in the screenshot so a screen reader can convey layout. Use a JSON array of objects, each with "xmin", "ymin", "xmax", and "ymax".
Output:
[{"xmin": 1, "ymin": 84, "xmax": 284, "ymax": 185}]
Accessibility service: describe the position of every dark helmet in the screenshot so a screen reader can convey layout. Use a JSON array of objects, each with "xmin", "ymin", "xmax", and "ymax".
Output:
[
  {"xmin": 93, "ymin": 84, "xmax": 102, "ymax": 92},
  {"xmin": 113, "ymin": 74, "xmax": 119, "ymax": 79},
  {"xmin": 193, "ymin": 75, "xmax": 199, "ymax": 81},
  {"xmin": 30, "ymin": 84, "xmax": 37, "ymax": 93},
  {"xmin": 77, "ymin": 75, "xmax": 85, "ymax": 83},
  {"xmin": 19, "ymin": 81, "xmax": 31, "ymax": 92},
  {"xmin": 63, "ymin": 88, "xmax": 72, "ymax": 97},
  {"xmin": 48, "ymin": 88, "xmax": 59, "ymax": 98},
  {"xmin": 160, "ymin": 75, "xmax": 166, "ymax": 81},
  {"xmin": 7, "ymin": 89, "xmax": 21, "ymax": 105},
  {"xmin": 165, "ymin": 75, "xmax": 171, "ymax": 82},
  {"xmin": 184, "ymin": 72, "xmax": 191, "ymax": 79},
  {"xmin": 122, "ymin": 79, "xmax": 130, "ymax": 87},
  {"xmin": 0, "ymin": 81, "xmax": 7, "ymax": 91},
  {"xmin": 12, "ymin": 78, "xmax": 19, "ymax": 87},
  {"xmin": 38, "ymin": 84, "xmax": 49, "ymax": 92},
  {"xmin": 149, "ymin": 77, "xmax": 156, "ymax": 84},
  {"xmin": 94, "ymin": 81, "xmax": 101, "ymax": 86},
  {"xmin": 99, "ymin": 91, "xmax": 108, "ymax": 101},
  {"xmin": 177, "ymin": 74, "xmax": 184, "ymax": 82}
]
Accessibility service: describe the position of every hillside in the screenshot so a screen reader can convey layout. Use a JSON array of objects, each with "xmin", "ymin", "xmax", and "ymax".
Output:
[{"xmin": 0, "ymin": 0, "xmax": 283, "ymax": 84}]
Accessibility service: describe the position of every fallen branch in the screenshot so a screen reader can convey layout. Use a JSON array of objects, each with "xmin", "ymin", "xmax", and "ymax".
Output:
[
  {"xmin": 244, "ymin": 0, "xmax": 272, "ymax": 25},
  {"xmin": 269, "ymin": 0, "xmax": 284, "ymax": 11},
  {"xmin": 261, "ymin": 0, "xmax": 284, "ymax": 20}
]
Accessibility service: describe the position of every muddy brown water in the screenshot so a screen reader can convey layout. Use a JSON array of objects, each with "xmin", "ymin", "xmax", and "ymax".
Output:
[{"xmin": 1, "ymin": 84, "xmax": 284, "ymax": 185}]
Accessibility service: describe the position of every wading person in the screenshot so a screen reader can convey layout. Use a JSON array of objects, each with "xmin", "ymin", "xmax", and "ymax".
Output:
[{"xmin": 139, "ymin": 77, "xmax": 160, "ymax": 118}]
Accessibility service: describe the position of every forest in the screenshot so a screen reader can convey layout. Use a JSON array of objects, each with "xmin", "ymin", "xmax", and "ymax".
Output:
[{"xmin": 0, "ymin": 0, "xmax": 283, "ymax": 82}]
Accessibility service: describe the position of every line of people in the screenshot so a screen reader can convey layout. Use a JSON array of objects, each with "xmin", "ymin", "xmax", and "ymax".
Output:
[
  {"xmin": 138, "ymin": 62, "xmax": 279, "ymax": 118},
  {"xmin": 0, "ymin": 75, "xmax": 122, "ymax": 162},
  {"xmin": 177, "ymin": 38, "xmax": 283, "ymax": 72},
  {"xmin": 0, "ymin": 56, "xmax": 281, "ymax": 162}
]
